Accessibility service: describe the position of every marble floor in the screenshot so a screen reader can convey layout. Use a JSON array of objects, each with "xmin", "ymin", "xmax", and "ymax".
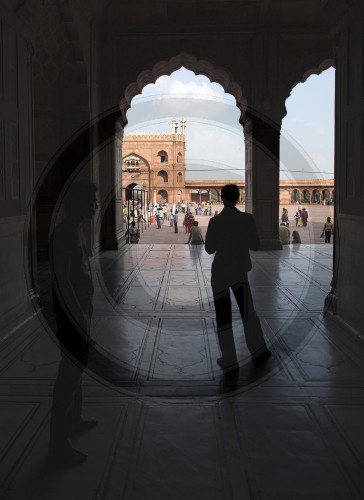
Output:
[{"xmin": 2, "ymin": 243, "xmax": 364, "ymax": 499}]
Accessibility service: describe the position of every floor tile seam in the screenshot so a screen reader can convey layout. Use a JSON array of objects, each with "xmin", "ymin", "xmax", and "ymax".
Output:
[
  {"xmin": 0, "ymin": 329, "xmax": 55, "ymax": 378},
  {"xmin": 268, "ymin": 253, "xmax": 333, "ymax": 291},
  {"xmin": 312, "ymin": 318, "xmax": 364, "ymax": 370},
  {"xmin": 310, "ymin": 403, "xmax": 364, "ymax": 498},
  {"xmin": 91, "ymin": 403, "xmax": 134, "ymax": 500},
  {"xmin": 267, "ymin": 336, "xmax": 309, "ymax": 383},
  {"xmin": 0, "ymin": 402, "xmax": 50, "ymax": 495},
  {"xmin": 94, "ymin": 245, "xmax": 145, "ymax": 272},
  {"xmin": 91, "ymin": 311, "xmax": 321, "ymax": 319},
  {"xmin": 283, "ymin": 249, "xmax": 333, "ymax": 272},
  {"xmin": 265, "ymin": 246, "xmax": 333, "ymax": 262},
  {"xmin": 0, "ymin": 318, "xmax": 44, "ymax": 359},
  {"xmin": 144, "ymin": 320, "xmax": 215, "ymax": 383},
  {"xmin": 275, "ymin": 285, "xmax": 324, "ymax": 312},
  {"xmin": 132, "ymin": 319, "xmax": 158, "ymax": 381}
]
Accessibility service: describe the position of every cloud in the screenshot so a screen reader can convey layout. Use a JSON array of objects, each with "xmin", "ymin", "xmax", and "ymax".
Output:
[{"xmin": 133, "ymin": 69, "xmax": 235, "ymax": 105}]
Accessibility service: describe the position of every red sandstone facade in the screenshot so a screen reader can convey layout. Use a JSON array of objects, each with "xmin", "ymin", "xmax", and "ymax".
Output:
[
  {"xmin": 122, "ymin": 121, "xmax": 187, "ymax": 205},
  {"xmin": 122, "ymin": 127, "xmax": 334, "ymax": 205}
]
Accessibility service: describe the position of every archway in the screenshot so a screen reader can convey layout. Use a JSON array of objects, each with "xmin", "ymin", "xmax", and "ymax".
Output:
[
  {"xmin": 302, "ymin": 189, "xmax": 310, "ymax": 203},
  {"xmin": 311, "ymin": 189, "xmax": 320, "ymax": 204},
  {"xmin": 291, "ymin": 189, "xmax": 301, "ymax": 204},
  {"xmin": 322, "ymin": 189, "xmax": 330, "ymax": 204},
  {"xmin": 157, "ymin": 150, "xmax": 168, "ymax": 163},
  {"xmin": 158, "ymin": 189, "xmax": 168, "ymax": 202},
  {"xmin": 157, "ymin": 170, "xmax": 168, "ymax": 183},
  {"xmin": 200, "ymin": 190, "xmax": 209, "ymax": 202},
  {"xmin": 191, "ymin": 190, "xmax": 199, "ymax": 203},
  {"xmin": 125, "ymin": 182, "xmax": 143, "ymax": 202},
  {"xmin": 210, "ymin": 189, "xmax": 220, "ymax": 203}
]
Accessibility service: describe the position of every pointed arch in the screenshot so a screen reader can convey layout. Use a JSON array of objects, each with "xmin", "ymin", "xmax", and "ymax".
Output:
[{"xmin": 118, "ymin": 52, "xmax": 247, "ymax": 127}]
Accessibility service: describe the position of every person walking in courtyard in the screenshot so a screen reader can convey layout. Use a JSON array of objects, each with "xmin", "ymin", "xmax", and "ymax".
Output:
[
  {"xmin": 173, "ymin": 209, "xmax": 179, "ymax": 233},
  {"xmin": 322, "ymin": 216, "xmax": 334, "ymax": 243},
  {"xmin": 294, "ymin": 212, "xmax": 299, "ymax": 226},
  {"xmin": 281, "ymin": 208, "xmax": 288, "ymax": 225},
  {"xmin": 183, "ymin": 212, "xmax": 189, "ymax": 233},
  {"xmin": 156, "ymin": 206, "xmax": 162, "ymax": 229},
  {"xmin": 187, "ymin": 211, "xmax": 195, "ymax": 233},
  {"xmin": 301, "ymin": 207, "xmax": 308, "ymax": 227},
  {"xmin": 205, "ymin": 184, "xmax": 271, "ymax": 372}
]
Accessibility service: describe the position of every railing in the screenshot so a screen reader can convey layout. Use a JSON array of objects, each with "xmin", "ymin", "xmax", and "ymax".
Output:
[{"xmin": 124, "ymin": 187, "xmax": 149, "ymax": 243}]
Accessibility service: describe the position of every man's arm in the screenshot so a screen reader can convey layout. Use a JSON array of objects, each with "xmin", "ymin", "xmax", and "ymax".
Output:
[
  {"xmin": 52, "ymin": 251, "xmax": 89, "ymax": 333},
  {"xmin": 205, "ymin": 219, "xmax": 217, "ymax": 254}
]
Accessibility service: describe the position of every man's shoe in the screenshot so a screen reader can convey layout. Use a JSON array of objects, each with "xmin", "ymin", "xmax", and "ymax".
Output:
[
  {"xmin": 72, "ymin": 417, "xmax": 98, "ymax": 435},
  {"xmin": 252, "ymin": 349, "xmax": 272, "ymax": 364},
  {"xmin": 48, "ymin": 441, "xmax": 87, "ymax": 467},
  {"xmin": 217, "ymin": 357, "xmax": 239, "ymax": 372}
]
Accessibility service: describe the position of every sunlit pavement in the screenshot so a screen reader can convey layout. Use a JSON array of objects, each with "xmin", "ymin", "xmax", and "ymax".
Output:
[{"xmin": 3, "ymin": 224, "xmax": 364, "ymax": 500}]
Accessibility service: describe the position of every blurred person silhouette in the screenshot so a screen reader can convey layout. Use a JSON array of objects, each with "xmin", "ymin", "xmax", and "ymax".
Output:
[
  {"xmin": 173, "ymin": 209, "xmax": 179, "ymax": 233},
  {"xmin": 205, "ymin": 184, "xmax": 271, "ymax": 372},
  {"xmin": 48, "ymin": 179, "xmax": 98, "ymax": 465},
  {"xmin": 291, "ymin": 230, "xmax": 302, "ymax": 244},
  {"xmin": 125, "ymin": 220, "xmax": 140, "ymax": 243},
  {"xmin": 322, "ymin": 216, "xmax": 334, "ymax": 243},
  {"xmin": 279, "ymin": 222, "xmax": 290, "ymax": 245}
]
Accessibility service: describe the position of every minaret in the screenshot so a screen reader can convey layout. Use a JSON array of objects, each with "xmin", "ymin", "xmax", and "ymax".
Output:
[
  {"xmin": 172, "ymin": 118, "xmax": 178, "ymax": 134},
  {"xmin": 180, "ymin": 118, "xmax": 186, "ymax": 135}
]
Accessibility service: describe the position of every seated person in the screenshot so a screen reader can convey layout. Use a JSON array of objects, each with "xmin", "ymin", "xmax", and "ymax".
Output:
[
  {"xmin": 291, "ymin": 230, "xmax": 301, "ymax": 244},
  {"xmin": 279, "ymin": 222, "xmax": 290, "ymax": 245},
  {"xmin": 125, "ymin": 221, "xmax": 140, "ymax": 243},
  {"xmin": 186, "ymin": 221, "xmax": 204, "ymax": 245}
]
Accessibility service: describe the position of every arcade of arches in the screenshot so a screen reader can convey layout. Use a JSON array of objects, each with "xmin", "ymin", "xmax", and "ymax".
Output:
[{"xmin": 1, "ymin": 1, "xmax": 364, "ymax": 497}]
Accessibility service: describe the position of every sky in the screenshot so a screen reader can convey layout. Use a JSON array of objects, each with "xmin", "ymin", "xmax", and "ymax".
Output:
[{"xmin": 124, "ymin": 67, "xmax": 335, "ymax": 181}]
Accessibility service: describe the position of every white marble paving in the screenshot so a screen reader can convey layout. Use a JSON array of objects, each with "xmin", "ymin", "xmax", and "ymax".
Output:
[{"xmin": 2, "ymin": 244, "xmax": 364, "ymax": 499}]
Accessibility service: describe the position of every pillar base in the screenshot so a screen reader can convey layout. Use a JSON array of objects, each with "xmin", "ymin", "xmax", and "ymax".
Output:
[
  {"xmin": 259, "ymin": 238, "xmax": 282, "ymax": 251},
  {"xmin": 101, "ymin": 230, "xmax": 127, "ymax": 251}
]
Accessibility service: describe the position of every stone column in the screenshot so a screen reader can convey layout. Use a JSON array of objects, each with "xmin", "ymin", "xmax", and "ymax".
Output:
[
  {"xmin": 98, "ymin": 112, "xmax": 124, "ymax": 250},
  {"xmin": 328, "ymin": 0, "xmax": 364, "ymax": 335},
  {"xmin": 244, "ymin": 113, "xmax": 282, "ymax": 250}
]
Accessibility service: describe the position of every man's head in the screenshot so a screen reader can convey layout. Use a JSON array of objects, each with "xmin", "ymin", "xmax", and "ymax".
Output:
[
  {"xmin": 221, "ymin": 184, "xmax": 240, "ymax": 206},
  {"xmin": 327, "ymin": 217, "xmax": 331, "ymax": 222},
  {"xmin": 193, "ymin": 221, "xmax": 198, "ymax": 226}
]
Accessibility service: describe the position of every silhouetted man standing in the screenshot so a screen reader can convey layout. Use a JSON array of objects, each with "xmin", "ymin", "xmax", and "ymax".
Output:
[
  {"xmin": 48, "ymin": 180, "xmax": 98, "ymax": 465},
  {"xmin": 205, "ymin": 184, "xmax": 271, "ymax": 371}
]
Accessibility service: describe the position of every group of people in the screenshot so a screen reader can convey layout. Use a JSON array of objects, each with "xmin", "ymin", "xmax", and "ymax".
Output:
[
  {"xmin": 279, "ymin": 222, "xmax": 301, "ymax": 245},
  {"xmin": 279, "ymin": 205, "xmax": 334, "ymax": 245},
  {"xmin": 194, "ymin": 201, "xmax": 213, "ymax": 216},
  {"xmin": 293, "ymin": 206, "xmax": 308, "ymax": 227},
  {"xmin": 123, "ymin": 201, "xmax": 147, "ymax": 225},
  {"xmin": 281, "ymin": 206, "xmax": 309, "ymax": 228},
  {"xmin": 280, "ymin": 206, "xmax": 303, "ymax": 245}
]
